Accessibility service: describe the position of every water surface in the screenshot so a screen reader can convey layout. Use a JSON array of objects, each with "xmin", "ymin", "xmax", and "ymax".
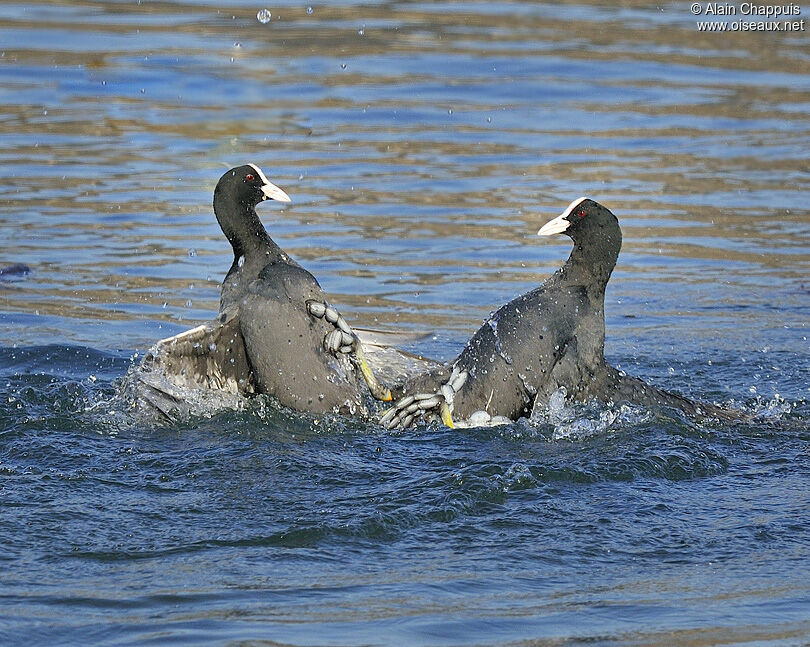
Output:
[{"xmin": 1, "ymin": 1, "xmax": 809, "ymax": 645}]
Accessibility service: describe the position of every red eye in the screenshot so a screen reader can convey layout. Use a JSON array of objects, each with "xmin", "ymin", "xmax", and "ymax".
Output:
[
  {"xmin": 245, "ymin": 173, "xmax": 255, "ymax": 182},
  {"xmin": 577, "ymin": 210, "xmax": 587, "ymax": 218}
]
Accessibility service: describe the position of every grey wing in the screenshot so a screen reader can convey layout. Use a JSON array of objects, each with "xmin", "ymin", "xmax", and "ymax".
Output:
[
  {"xmin": 356, "ymin": 328, "xmax": 442, "ymax": 388},
  {"xmin": 354, "ymin": 327, "xmax": 433, "ymax": 348},
  {"xmin": 123, "ymin": 312, "xmax": 254, "ymax": 421}
]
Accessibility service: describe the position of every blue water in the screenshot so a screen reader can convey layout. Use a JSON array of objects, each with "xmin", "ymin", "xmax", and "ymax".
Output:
[{"xmin": 1, "ymin": 1, "xmax": 809, "ymax": 644}]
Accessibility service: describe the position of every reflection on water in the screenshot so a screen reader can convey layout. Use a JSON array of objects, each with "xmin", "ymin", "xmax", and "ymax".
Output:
[
  {"xmin": 1, "ymin": 0, "xmax": 808, "ymax": 353},
  {"xmin": 0, "ymin": 1, "xmax": 809, "ymax": 645}
]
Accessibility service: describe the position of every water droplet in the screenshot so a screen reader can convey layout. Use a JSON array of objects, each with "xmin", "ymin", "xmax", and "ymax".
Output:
[
  {"xmin": 548, "ymin": 386, "xmax": 567, "ymax": 416},
  {"xmin": 188, "ymin": 248, "xmax": 197, "ymax": 257},
  {"xmin": 307, "ymin": 6, "xmax": 313, "ymax": 14},
  {"xmin": 257, "ymin": 8, "xmax": 272, "ymax": 23}
]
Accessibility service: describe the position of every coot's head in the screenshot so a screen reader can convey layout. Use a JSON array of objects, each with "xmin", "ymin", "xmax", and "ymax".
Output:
[
  {"xmin": 216, "ymin": 164, "xmax": 291, "ymax": 208},
  {"xmin": 537, "ymin": 197, "xmax": 618, "ymax": 240},
  {"xmin": 537, "ymin": 197, "xmax": 622, "ymax": 280}
]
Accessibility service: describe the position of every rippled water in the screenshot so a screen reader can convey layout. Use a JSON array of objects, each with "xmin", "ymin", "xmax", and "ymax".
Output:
[{"xmin": 1, "ymin": 1, "xmax": 809, "ymax": 645}]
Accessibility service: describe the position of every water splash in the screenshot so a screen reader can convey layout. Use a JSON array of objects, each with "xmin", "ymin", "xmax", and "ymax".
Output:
[
  {"xmin": 742, "ymin": 393, "xmax": 796, "ymax": 421},
  {"xmin": 547, "ymin": 386, "xmax": 567, "ymax": 423},
  {"xmin": 530, "ymin": 387, "xmax": 653, "ymax": 440},
  {"xmin": 550, "ymin": 403, "xmax": 652, "ymax": 441},
  {"xmin": 454, "ymin": 410, "xmax": 511, "ymax": 428}
]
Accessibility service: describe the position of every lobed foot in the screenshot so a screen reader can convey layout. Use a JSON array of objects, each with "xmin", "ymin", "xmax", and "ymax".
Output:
[
  {"xmin": 306, "ymin": 299, "xmax": 392, "ymax": 402},
  {"xmin": 379, "ymin": 365, "xmax": 467, "ymax": 430}
]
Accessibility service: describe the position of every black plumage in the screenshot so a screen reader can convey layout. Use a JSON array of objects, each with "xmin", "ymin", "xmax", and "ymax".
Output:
[
  {"xmin": 389, "ymin": 197, "xmax": 729, "ymax": 426},
  {"xmin": 129, "ymin": 164, "xmax": 406, "ymax": 420}
]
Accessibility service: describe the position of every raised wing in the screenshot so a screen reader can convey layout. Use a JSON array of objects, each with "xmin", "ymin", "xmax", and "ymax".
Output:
[
  {"xmin": 123, "ymin": 316, "xmax": 439, "ymax": 421},
  {"xmin": 124, "ymin": 313, "xmax": 254, "ymax": 421}
]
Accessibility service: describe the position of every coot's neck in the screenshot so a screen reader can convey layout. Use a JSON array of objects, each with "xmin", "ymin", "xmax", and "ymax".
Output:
[
  {"xmin": 213, "ymin": 186, "xmax": 286, "ymax": 264},
  {"xmin": 548, "ymin": 222, "xmax": 620, "ymax": 372},
  {"xmin": 558, "ymin": 224, "xmax": 621, "ymax": 294}
]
